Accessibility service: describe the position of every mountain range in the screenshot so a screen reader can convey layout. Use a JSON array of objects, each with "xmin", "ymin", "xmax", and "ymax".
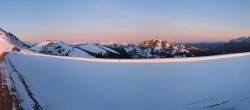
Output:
[{"xmin": 1, "ymin": 28, "xmax": 250, "ymax": 59}]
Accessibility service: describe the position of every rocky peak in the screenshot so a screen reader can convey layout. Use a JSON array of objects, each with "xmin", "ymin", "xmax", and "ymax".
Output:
[
  {"xmin": 152, "ymin": 40, "xmax": 162, "ymax": 49},
  {"xmin": 139, "ymin": 39, "xmax": 154, "ymax": 48},
  {"xmin": 161, "ymin": 40, "xmax": 173, "ymax": 49},
  {"xmin": 139, "ymin": 39, "xmax": 173, "ymax": 49}
]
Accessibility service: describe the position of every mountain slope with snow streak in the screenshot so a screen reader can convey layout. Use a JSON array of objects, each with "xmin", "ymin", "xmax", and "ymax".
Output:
[
  {"xmin": 4, "ymin": 51, "xmax": 250, "ymax": 110},
  {"xmin": 0, "ymin": 28, "xmax": 29, "ymax": 49},
  {"xmin": 77, "ymin": 44, "xmax": 120, "ymax": 55}
]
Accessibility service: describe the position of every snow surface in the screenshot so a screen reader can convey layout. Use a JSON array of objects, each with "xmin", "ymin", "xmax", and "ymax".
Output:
[
  {"xmin": 77, "ymin": 44, "xmax": 120, "ymax": 55},
  {"xmin": 30, "ymin": 41, "xmax": 95, "ymax": 58},
  {"xmin": 78, "ymin": 44, "xmax": 107, "ymax": 54},
  {"xmin": 68, "ymin": 48, "xmax": 95, "ymax": 58},
  {"xmin": 5, "ymin": 51, "xmax": 250, "ymax": 110},
  {"xmin": 0, "ymin": 28, "xmax": 28, "ymax": 49},
  {"xmin": 0, "ymin": 35, "xmax": 14, "ymax": 53},
  {"xmin": 30, "ymin": 40, "xmax": 54, "ymax": 52},
  {"xmin": 98, "ymin": 45, "xmax": 120, "ymax": 54}
]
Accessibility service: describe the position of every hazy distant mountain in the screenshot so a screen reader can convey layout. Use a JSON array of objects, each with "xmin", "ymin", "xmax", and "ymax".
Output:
[
  {"xmin": 185, "ymin": 37, "xmax": 250, "ymax": 54},
  {"xmin": 217, "ymin": 37, "xmax": 250, "ymax": 53},
  {"xmin": 185, "ymin": 42, "xmax": 226, "ymax": 50},
  {"xmin": 230, "ymin": 37, "xmax": 250, "ymax": 43}
]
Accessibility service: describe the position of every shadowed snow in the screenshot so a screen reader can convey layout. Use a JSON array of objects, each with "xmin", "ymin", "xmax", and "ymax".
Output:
[{"xmin": 6, "ymin": 51, "xmax": 250, "ymax": 110}]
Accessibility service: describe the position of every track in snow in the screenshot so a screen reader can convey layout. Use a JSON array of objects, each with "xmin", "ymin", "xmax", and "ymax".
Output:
[{"xmin": 0, "ymin": 52, "xmax": 19, "ymax": 110}]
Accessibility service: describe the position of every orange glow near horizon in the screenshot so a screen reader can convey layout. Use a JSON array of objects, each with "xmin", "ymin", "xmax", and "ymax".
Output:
[{"xmin": 17, "ymin": 27, "xmax": 250, "ymax": 43}]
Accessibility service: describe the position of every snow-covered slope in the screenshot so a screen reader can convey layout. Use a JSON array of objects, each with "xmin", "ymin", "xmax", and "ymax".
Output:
[
  {"xmin": 0, "ymin": 28, "xmax": 29, "ymax": 49},
  {"xmin": 0, "ymin": 36, "xmax": 14, "ymax": 53},
  {"xmin": 24, "ymin": 41, "xmax": 38, "ymax": 48},
  {"xmin": 30, "ymin": 40, "xmax": 55, "ymax": 52},
  {"xmin": 77, "ymin": 44, "xmax": 120, "ymax": 55},
  {"xmin": 3, "ymin": 51, "xmax": 250, "ymax": 110},
  {"xmin": 67, "ymin": 48, "xmax": 95, "ymax": 58},
  {"xmin": 32, "ymin": 40, "xmax": 72, "ymax": 55},
  {"xmin": 31, "ymin": 40, "xmax": 94, "ymax": 58}
]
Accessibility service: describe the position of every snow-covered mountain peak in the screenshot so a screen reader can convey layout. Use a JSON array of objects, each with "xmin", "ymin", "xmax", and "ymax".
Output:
[
  {"xmin": 97, "ymin": 41, "xmax": 119, "ymax": 45},
  {"xmin": 230, "ymin": 36, "xmax": 250, "ymax": 43},
  {"xmin": 0, "ymin": 28, "xmax": 29, "ymax": 49},
  {"xmin": 39, "ymin": 40, "xmax": 55, "ymax": 45},
  {"xmin": 30, "ymin": 40, "xmax": 71, "ymax": 53}
]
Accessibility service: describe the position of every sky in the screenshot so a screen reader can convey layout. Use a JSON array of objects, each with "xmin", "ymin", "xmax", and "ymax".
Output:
[{"xmin": 0, "ymin": 0, "xmax": 250, "ymax": 43}]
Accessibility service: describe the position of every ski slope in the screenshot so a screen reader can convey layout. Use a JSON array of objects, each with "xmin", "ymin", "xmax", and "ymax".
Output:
[{"xmin": 4, "ymin": 51, "xmax": 250, "ymax": 110}]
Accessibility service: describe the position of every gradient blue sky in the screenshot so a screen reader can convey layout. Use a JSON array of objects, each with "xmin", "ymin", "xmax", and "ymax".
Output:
[{"xmin": 0, "ymin": 0, "xmax": 250, "ymax": 43}]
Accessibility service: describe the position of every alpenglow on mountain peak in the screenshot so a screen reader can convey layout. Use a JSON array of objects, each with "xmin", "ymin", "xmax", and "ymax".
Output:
[{"xmin": 139, "ymin": 39, "xmax": 173, "ymax": 49}]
